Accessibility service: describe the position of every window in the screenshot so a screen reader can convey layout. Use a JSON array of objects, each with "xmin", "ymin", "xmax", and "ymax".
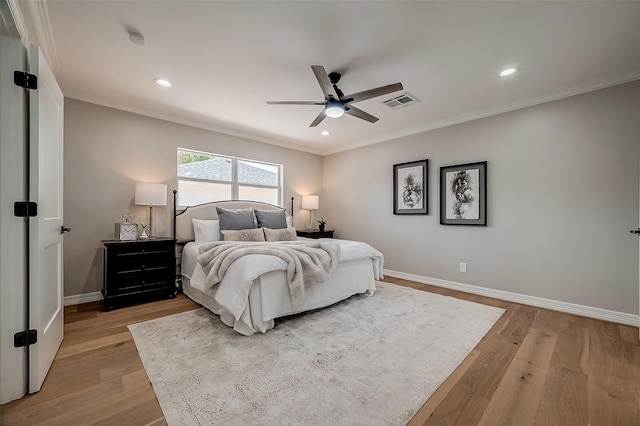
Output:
[{"xmin": 177, "ymin": 148, "xmax": 282, "ymax": 207}]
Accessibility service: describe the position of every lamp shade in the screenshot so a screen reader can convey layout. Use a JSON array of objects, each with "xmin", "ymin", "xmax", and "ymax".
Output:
[
  {"xmin": 135, "ymin": 183, "xmax": 167, "ymax": 206},
  {"xmin": 301, "ymin": 195, "xmax": 319, "ymax": 210}
]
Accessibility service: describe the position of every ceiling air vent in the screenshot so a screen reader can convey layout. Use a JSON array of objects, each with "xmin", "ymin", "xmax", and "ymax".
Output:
[{"xmin": 382, "ymin": 92, "xmax": 420, "ymax": 109}]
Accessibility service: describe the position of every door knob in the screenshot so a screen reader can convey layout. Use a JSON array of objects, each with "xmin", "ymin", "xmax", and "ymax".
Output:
[
  {"xmin": 630, "ymin": 229, "xmax": 640, "ymax": 235},
  {"xmin": 60, "ymin": 226, "xmax": 71, "ymax": 234}
]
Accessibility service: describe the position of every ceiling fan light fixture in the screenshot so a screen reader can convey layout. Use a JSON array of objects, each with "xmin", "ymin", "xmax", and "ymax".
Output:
[{"xmin": 325, "ymin": 102, "xmax": 345, "ymax": 118}]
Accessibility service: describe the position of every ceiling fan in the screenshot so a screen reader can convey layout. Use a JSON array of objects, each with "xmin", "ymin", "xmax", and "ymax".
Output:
[{"xmin": 266, "ymin": 65, "xmax": 403, "ymax": 127}]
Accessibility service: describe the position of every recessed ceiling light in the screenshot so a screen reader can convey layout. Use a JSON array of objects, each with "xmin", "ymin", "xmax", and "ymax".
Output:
[
  {"xmin": 154, "ymin": 78, "xmax": 172, "ymax": 87},
  {"xmin": 321, "ymin": 130, "xmax": 330, "ymax": 136},
  {"xmin": 499, "ymin": 67, "xmax": 518, "ymax": 77}
]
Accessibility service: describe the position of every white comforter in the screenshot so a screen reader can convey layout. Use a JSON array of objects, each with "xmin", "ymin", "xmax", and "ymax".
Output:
[
  {"xmin": 189, "ymin": 238, "xmax": 383, "ymax": 324},
  {"xmin": 198, "ymin": 241, "xmax": 342, "ymax": 304}
]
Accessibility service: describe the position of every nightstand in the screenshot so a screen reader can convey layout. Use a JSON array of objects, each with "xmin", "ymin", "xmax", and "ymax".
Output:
[
  {"xmin": 102, "ymin": 237, "xmax": 176, "ymax": 311},
  {"xmin": 296, "ymin": 229, "xmax": 335, "ymax": 239}
]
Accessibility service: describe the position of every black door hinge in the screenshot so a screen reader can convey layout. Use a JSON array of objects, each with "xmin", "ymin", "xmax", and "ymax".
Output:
[
  {"xmin": 14, "ymin": 71, "xmax": 38, "ymax": 90},
  {"xmin": 14, "ymin": 201, "xmax": 38, "ymax": 217},
  {"xmin": 14, "ymin": 329, "xmax": 37, "ymax": 347}
]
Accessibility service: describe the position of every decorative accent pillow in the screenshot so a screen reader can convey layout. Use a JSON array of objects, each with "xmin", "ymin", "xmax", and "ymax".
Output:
[
  {"xmin": 221, "ymin": 228, "xmax": 266, "ymax": 242},
  {"xmin": 254, "ymin": 209, "xmax": 287, "ymax": 229},
  {"xmin": 192, "ymin": 219, "xmax": 220, "ymax": 243},
  {"xmin": 263, "ymin": 227, "xmax": 297, "ymax": 242},
  {"xmin": 216, "ymin": 207, "xmax": 257, "ymax": 230}
]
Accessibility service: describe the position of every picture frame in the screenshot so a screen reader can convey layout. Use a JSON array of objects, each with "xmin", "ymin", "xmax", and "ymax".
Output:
[
  {"xmin": 393, "ymin": 159, "xmax": 428, "ymax": 215},
  {"xmin": 440, "ymin": 161, "xmax": 487, "ymax": 226}
]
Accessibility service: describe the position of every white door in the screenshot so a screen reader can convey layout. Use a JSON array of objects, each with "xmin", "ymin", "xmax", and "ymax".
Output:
[
  {"xmin": 28, "ymin": 46, "xmax": 64, "ymax": 393},
  {"xmin": 0, "ymin": 33, "xmax": 28, "ymax": 405}
]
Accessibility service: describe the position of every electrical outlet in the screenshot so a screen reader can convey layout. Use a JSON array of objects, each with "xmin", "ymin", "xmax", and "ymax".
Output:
[{"xmin": 459, "ymin": 262, "xmax": 467, "ymax": 273}]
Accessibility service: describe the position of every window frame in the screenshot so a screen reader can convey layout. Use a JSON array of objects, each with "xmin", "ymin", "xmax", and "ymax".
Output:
[{"xmin": 177, "ymin": 148, "xmax": 283, "ymax": 208}]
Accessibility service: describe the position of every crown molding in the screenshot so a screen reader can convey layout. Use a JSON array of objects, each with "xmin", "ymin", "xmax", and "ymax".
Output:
[
  {"xmin": 5, "ymin": 0, "xmax": 26, "ymax": 40},
  {"xmin": 64, "ymin": 88, "xmax": 323, "ymax": 156},
  {"xmin": 324, "ymin": 71, "xmax": 640, "ymax": 155},
  {"xmin": 63, "ymin": 69, "xmax": 640, "ymax": 158},
  {"xmin": 23, "ymin": 0, "xmax": 61, "ymax": 78}
]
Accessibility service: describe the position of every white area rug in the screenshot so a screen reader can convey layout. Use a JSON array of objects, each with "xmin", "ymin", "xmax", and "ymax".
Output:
[{"xmin": 128, "ymin": 281, "xmax": 504, "ymax": 425}]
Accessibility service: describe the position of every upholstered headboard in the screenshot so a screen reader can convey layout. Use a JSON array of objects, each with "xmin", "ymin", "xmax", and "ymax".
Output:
[{"xmin": 173, "ymin": 191, "xmax": 293, "ymax": 243}]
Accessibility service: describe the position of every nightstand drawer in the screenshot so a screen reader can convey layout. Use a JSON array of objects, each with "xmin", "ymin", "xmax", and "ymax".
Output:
[
  {"xmin": 115, "ymin": 255, "xmax": 170, "ymax": 272},
  {"xmin": 111, "ymin": 266, "xmax": 171, "ymax": 295}
]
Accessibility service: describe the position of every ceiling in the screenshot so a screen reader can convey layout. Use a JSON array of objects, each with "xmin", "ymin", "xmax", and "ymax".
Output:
[{"xmin": 19, "ymin": 1, "xmax": 640, "ymax": 155}]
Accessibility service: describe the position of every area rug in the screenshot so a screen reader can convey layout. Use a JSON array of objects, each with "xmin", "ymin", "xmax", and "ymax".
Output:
[{"xmin": 128, "ymin": 281, "xmax": 504, "ymax": 425}]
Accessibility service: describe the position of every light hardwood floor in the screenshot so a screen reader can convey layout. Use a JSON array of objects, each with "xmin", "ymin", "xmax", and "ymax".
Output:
[{"xmin": 1, "ymin": 277, "xmax": 638, "ymax": 425}]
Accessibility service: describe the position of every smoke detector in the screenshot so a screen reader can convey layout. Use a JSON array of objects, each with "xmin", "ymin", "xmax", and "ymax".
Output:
[
  {"xmin": 129, "ymin": 32, "xmax": 145, "ymax": 46},
  {"xmin": 382, "ymin": 92, "xmax": 420, "ymax": 109}
]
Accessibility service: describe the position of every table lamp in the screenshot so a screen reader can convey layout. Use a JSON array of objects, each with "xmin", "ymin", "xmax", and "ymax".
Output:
[
  {"xmin": 135, "ymin": 183, "xmax": 167, "ymax": 238},
  {"xmin": 301, "ymin": 195, "xmax": 319, "ymax": 231}
]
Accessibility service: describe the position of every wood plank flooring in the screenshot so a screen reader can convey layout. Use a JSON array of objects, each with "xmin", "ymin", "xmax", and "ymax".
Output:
[{"xmin": 1, "ymin": 278, "xmax": 638, "ymax": 425}]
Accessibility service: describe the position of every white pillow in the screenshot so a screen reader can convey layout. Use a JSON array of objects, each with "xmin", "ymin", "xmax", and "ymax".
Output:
[
  {"xmin": 192, "ymin": 219, "xmax": 220, "ymax": 243},
  {"xmin": 286, "ymin": 215, "xmax": 292, "ymax": 228}
]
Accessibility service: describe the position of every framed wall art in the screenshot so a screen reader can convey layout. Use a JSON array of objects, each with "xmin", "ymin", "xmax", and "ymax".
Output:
[
  {"xmin": 393, "ymin": 159, "xmax": 428, "ymax": 215},
  {"xmin": 440, "ymin": 161, "xmax": 487, "ymax": 225}
]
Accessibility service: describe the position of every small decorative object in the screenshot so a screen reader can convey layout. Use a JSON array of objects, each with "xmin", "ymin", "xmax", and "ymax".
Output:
[
  {"xmin": 440, "ymin": 161, "xmax": 487, "ymax": 226},
  {"xmin": 393, "ymin": 159, "xmax": 428, "ymax": 215},
  {"xmin": 139, "ymin": 222, "xmax": 149, "ymax": 239},
  {"xmin": 121, "ymin": 213, "xmax": 132, "ymax": 223},
  {"xmin": 317, "ymin": 217, "xmax": 327, "ymax": 232},
  {"xmin": 115, "ymin": 222, "xmax": 138, "ymax": 240}
]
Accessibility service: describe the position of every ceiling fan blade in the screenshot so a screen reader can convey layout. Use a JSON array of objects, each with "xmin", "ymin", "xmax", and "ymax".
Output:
[
  {"xmin": 345, "ymin": 105, "xmax": 379, "ymax": 123},
  {"xmin": 309, "ymin": 109, "xmax": 327, "ymax": 127},
  {"xmin": 266, "ymin": 101, "xmax": 325, "ymax": 105},
  {"xmin": 311, "ymin": 65, "xmax": 339, "ymax": 100},
  {"xmin": 343, "ymin": 82, "xmax": 403, "ymax": 103}
]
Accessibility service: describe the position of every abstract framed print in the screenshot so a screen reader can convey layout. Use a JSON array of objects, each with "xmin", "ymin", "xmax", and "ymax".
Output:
[
  {"xmin": 440, "ymin": 161, "xmax": 487, "ymax": 225},
  {"xmin": 393, "ymin": 159, "xmax": 428, "ymax": 215}
]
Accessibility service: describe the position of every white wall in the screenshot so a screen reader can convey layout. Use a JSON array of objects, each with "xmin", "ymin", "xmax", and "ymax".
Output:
[
  {"xmin": 324, "ymin": 81, "xmax": 640, "ymax": 315},
  {"xmin": 63, "ymin": 99, "xmax": 323, "ymax": 297}
]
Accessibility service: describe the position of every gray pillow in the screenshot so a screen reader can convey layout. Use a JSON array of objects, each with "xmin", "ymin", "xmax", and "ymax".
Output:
[
  {"xmin": 216, "ymin": 207, "xmax": 257, "ymax": 230},
  {"xmin": 254, "ymin": 209, "xmax": 287, "ymax": 229}
]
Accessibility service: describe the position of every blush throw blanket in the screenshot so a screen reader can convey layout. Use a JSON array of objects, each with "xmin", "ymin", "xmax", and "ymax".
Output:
[{"xmin": 197, "ymin": 241, "xmax": 341, "ymax": 304}]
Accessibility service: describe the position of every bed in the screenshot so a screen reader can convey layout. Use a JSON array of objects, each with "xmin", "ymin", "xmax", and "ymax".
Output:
[{"xmin": 173, "ymin": 195, "xmax": 383, "ymax": 335}]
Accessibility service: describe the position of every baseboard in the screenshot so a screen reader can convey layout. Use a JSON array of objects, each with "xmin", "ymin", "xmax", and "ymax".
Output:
[
  {"xmin": 383, "ymin": 269, "xmax": 639, "ymax": 327},
  {"xmin": 64, "ymin": 291, "xmax": 102, "ymax": 307}
]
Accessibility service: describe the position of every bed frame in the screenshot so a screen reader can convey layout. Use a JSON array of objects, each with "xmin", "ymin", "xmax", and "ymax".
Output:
[
  {"xmin": 170, "ymin": 190, "xmax": 378, "ymax": 335},
  {"xmin": 172, "ymin": 190, "xmax": 294, "ymax": 243}
]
